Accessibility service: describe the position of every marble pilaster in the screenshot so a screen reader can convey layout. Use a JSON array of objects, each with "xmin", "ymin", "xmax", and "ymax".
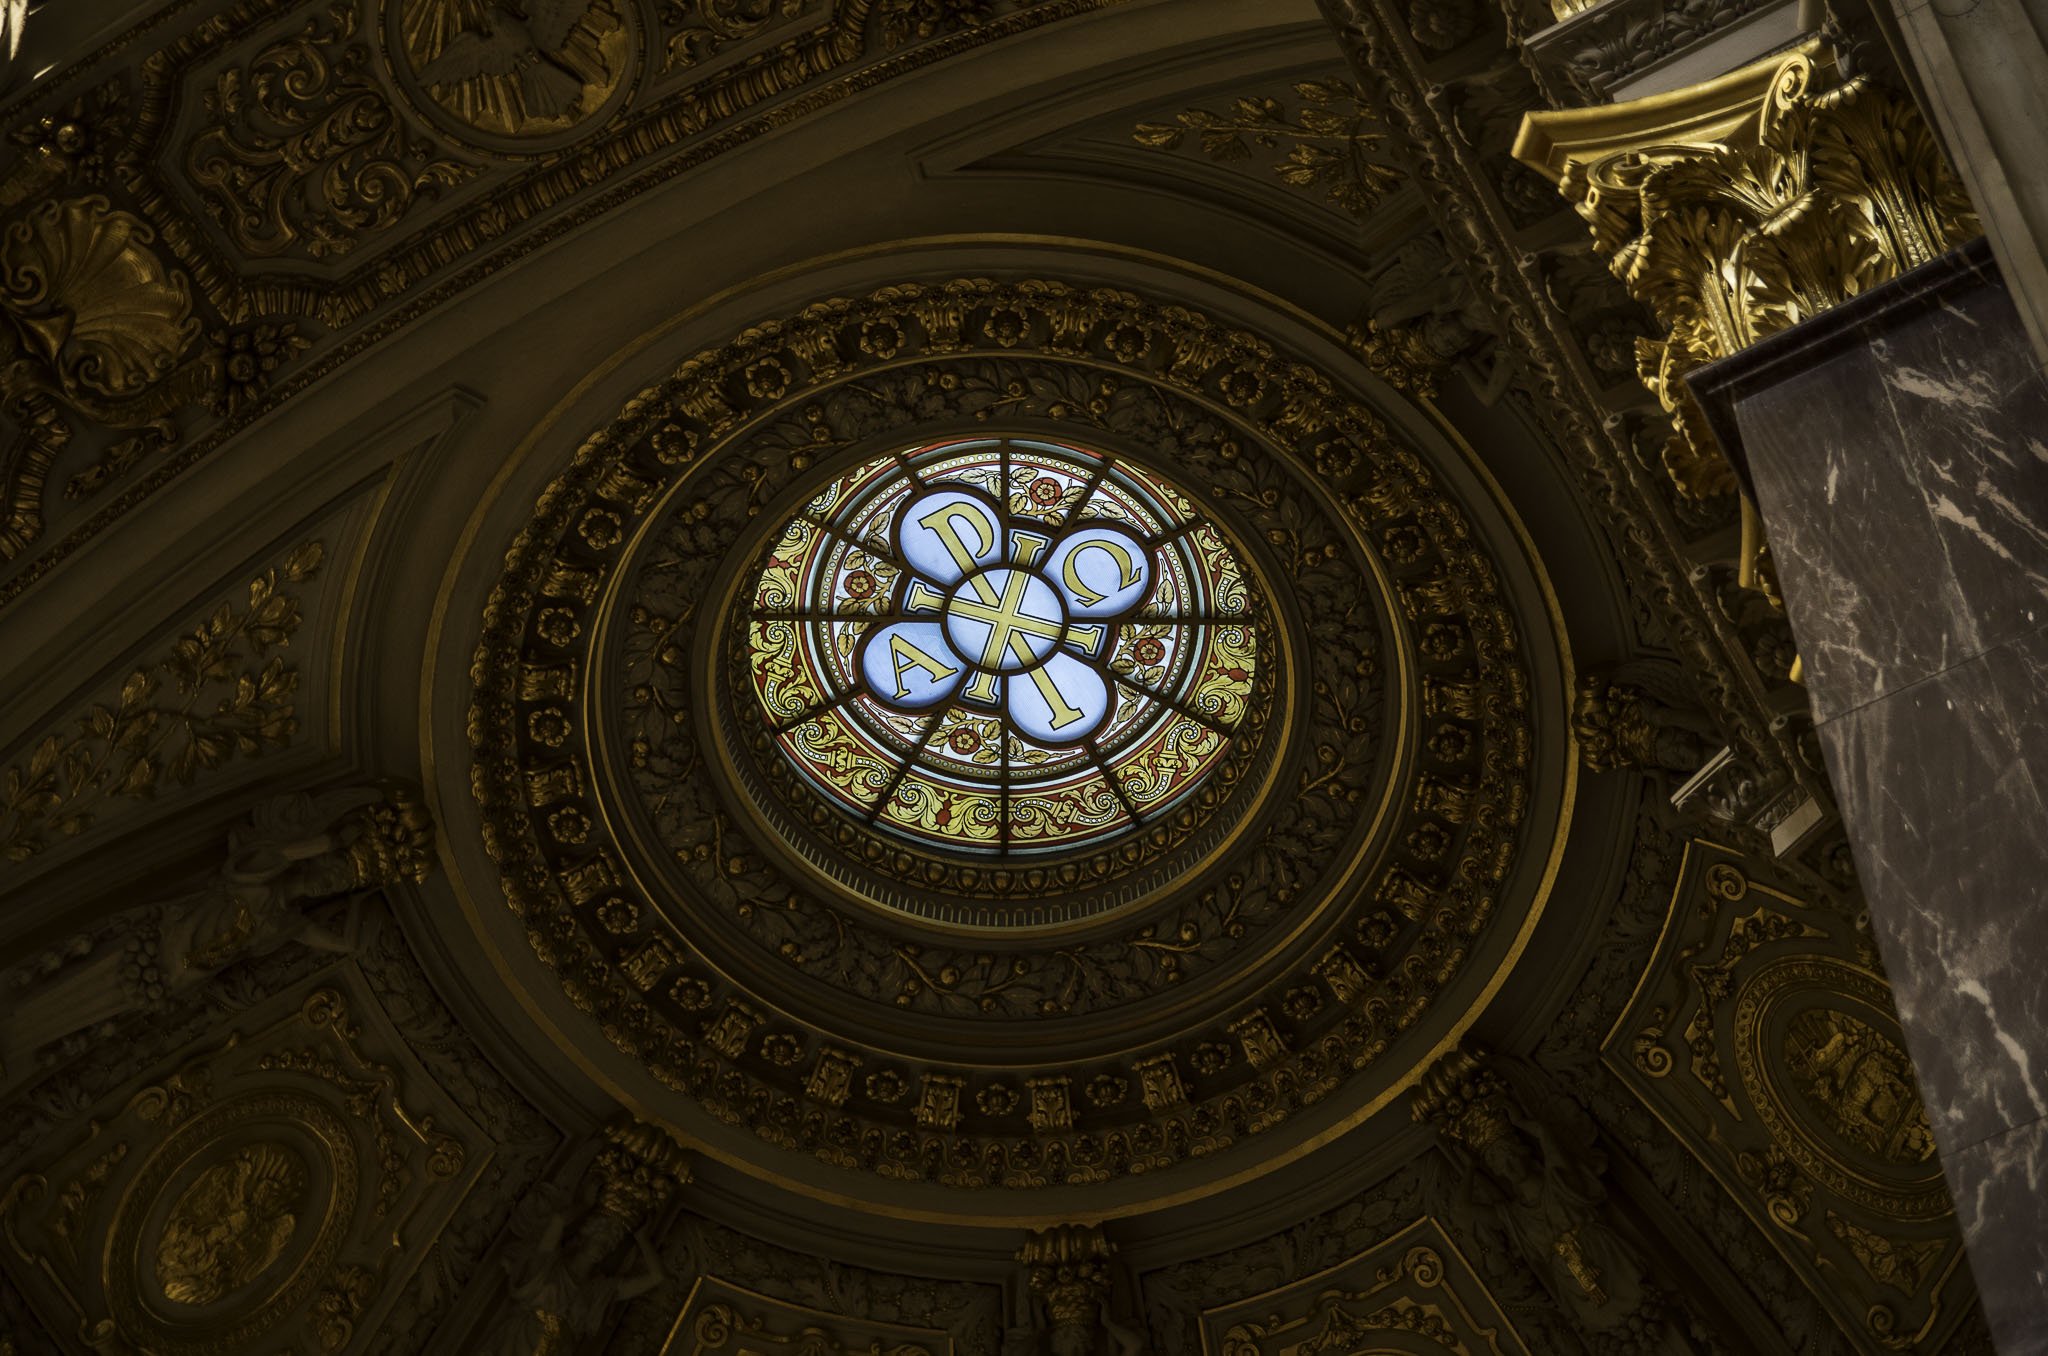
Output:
[{"xmin": 1691, "ymin": 238, "xmax": 2048, "ymax": 1353}]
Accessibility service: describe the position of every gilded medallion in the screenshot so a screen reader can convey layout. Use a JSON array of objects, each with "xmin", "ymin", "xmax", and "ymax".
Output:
[
  {"xmin": 155, "ymin": 1142, "xmax": 308, "ymax": 1306},
  {"xmin": 391, "ymin": 0, "xmax": 636, "ymax": 148}
]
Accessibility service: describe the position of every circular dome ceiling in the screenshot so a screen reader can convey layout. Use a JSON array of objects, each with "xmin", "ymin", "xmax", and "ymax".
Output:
[
  {"xmin": 726, "ymin": 435, "xmax": 1274, "ymax": 926},
  {"xmin": 466, "ymin": 274, "xmax": 1566, "ymax": 1207}
]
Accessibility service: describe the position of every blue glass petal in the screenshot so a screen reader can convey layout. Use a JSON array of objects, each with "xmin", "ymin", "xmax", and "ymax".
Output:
[
  {"xmin": 860, "ymin": 622, "xmax": 965, "ymax": 710},
  {"xmin": 1007, "ymin": 652, "xmax": 1111, "ymax": 744},
  {"xmin": 897, "ymin": 489, "xmax": 1003, "ymax": 585},
  {"xmin": 1047, "ymin": 526, "xmax": 1153, "ymax": 618}
]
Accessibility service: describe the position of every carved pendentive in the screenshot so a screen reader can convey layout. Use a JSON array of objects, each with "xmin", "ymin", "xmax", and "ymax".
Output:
[
  {"xmin": 1411, "ymin": 1044, "xmax": 1692, "ymax": 1352},
  {"xmin": 469, "ymin": 276, "xmax": 1549, "ymax": 1189},
  {"xmin": 0, "ymin": 783, "xmax": 434, "ymax": 1094},
  {"xmin": 1607, "ymin": 844, "xmax": 1968, "ymax": 1351},
  {"xmin": 0, "ymin": 976, "xmax": 486, "ymax": 1356}
]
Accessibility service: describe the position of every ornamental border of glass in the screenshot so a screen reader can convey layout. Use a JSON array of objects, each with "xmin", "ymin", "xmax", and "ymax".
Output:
[{"xmin": 743, "ymin": 436, "xmax": 1262, "ymax": 860}]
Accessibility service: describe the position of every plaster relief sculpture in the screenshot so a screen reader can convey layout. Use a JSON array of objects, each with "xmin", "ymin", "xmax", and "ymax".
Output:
[
  {"xmin": 474, "ymin": 1116, "xmax": 689, "ymax": 1356},
  {"xmin": 1010, "ymin": 1226, "xmax": 1139, "ymax": 1356},
  {"xmin": 1351, "ymin": 235, "xmax": 1519, "ymax": 404},
  {"xmin": 154, "ymin": 1140, "xmax": 309, "ymax": 1306},
  {"xmin": 1414, "ymin": 1045, "xmax": 1697, "ymax": 1355},
  {"xmin": 0, "ymin": 784, "xmax": 433, "ymax": 1095},
  {"xmin": 1572, "ymin": 667, "xmax": 1715, "ymax": 775}
]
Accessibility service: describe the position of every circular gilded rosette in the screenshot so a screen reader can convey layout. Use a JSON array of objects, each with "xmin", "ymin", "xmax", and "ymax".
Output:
[{"xmin": 468, "ymin": 277, "xmax": 1547, "ymax": 1195}]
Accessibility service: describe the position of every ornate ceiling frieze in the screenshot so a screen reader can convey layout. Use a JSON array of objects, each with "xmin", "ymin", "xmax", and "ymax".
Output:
[
  {"xmin": 467, "ymin": 274, "xmax": 1561, "ymax": 1194},
  {"xmin": 0, "ymin": 0, "xmax": 1130, "ymax": 603}
]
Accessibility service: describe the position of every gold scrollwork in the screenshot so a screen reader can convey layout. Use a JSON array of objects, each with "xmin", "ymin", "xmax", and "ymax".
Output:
[
  {"xmin": 1205, "ymin": 1219, "xmax": 1525, "ymax": 1356},
  {"xmin": 1607, "ymin": 843, "xmax": 1966, "ymax": 1352},
  {"xmin": 186, "ymin": 1, "xmax": 477, "ymax": 260}
]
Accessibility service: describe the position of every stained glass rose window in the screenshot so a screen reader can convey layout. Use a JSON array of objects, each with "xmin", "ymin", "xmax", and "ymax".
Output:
[{"xmin": 745, "ymin": 437, "xmax": 1260, "ymax": 857}]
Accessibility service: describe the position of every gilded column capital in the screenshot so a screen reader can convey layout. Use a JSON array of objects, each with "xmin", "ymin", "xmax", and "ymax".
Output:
[{"xmin": 1512, "ymin": 40, "xmax": 1979, "ymax": 509}]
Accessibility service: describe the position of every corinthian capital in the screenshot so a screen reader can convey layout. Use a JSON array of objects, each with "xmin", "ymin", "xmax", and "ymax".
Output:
[{"xmin": 1513, "ymin": 40, "xmax": 1978, "ymax": 506}]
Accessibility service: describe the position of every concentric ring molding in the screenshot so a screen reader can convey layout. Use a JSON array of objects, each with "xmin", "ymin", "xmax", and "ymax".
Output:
[{"xmin": 449, "ymin": 254, "xmax": 1577, "ymax": 1220}]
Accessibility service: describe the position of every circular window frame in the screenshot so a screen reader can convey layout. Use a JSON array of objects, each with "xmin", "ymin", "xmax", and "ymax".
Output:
[{"xmin": 676, "ymin": 424, "xmax": 1293, "ymax": 933}]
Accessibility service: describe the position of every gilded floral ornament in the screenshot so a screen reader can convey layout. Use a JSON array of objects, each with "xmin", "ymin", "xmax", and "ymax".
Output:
[
  {"xmin": 0, "ymin": 540, "xmax": 324, "ymax": 863},
  {"xmin": 1132, "ymin": 79, "xmax": 1404, "ymax": 222}
]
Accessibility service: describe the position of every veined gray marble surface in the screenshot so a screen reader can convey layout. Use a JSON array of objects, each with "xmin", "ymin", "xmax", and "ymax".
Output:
[{"xmin": 1693, "ymin": 239, "xmax": 2048, "ymax": 1352}]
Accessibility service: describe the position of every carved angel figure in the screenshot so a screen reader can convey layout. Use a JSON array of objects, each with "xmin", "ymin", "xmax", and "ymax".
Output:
[
  {"xmin": 0, "ymin": 785, "xmax": 432, "ymax": 1094},
  {"xmin": 1359, "ymin": 235, "xmax": 1520, "ymax": 404},
  {"xmin": 479, "ymin": 1130, "xmax": 683, "ymax": 1356},
  {"xmin": 1418, "ymin": 1048, "xmax": 1696, "ymax": 1354},
  {"xmin": 480, "ymin": 1199, "xmax": 664, "ymax": 1356}
]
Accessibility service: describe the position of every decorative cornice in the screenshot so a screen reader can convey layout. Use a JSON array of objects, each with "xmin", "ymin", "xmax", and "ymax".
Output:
[{"xmin": 1523, "ymin": 0, "xmax": 1787, "ymax": 102}]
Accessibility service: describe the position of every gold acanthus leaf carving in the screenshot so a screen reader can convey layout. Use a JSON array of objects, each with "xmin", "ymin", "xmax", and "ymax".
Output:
[
  {"xmin": 0, "ymin": 540, "xmax": 324, "ymax": 862},
  {"xmin": 187, "ymin": 1, "xmax": 477, "ymax": 260},
  {"xmin": 1133, "ymin": 78, "xmax": 1404, "ymax": 221},
  {"xmin": 1526, "ymin": 45, "xmax": 1979, "ymax": 507}
]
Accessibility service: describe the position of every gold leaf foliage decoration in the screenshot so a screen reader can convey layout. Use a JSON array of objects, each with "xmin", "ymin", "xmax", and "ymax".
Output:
[
  {"xmin": 1543, "ymin": 49, "xmax": 1979, "ymax": 504},
  {"xmin": 0, "ymin": 540, "xmax": 325, "ymax": 863},
  {"xmin": 1134, "ymin": 79, "xmax": 1404, "ymax": 220}
]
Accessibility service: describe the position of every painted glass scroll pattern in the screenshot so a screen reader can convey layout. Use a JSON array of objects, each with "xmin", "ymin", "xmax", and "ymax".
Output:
[{"xmin": 747, "ymin": 439, "xmax": 1259, "ymax": 857}]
